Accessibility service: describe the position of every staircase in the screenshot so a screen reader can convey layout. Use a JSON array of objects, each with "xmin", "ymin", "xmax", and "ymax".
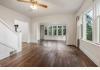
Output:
[{"xmin": 0, "ymin": 18, "xmax": 22, "ymax": 60}]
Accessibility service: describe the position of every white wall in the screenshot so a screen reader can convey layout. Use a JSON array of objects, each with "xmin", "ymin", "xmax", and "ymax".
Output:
[
  {"xmin": 0, "ymin": 20, "xmax": 18, "ymax": 50},
  {"xmin": 76, "ymin": 0, "xmax": 93, "ymax": 16},
  {"xmin": 76, "ymin": 0, "xmax": 100, "ymax": 66},
  {"xmin": 15, "ymin": 20, "xmax": 30, "ymax": 43},
  {"xmin": 44, "ymin": 36, "xmax": 66, "ymax": 41},
  {"xmin": 0, "ymin": 5, "xmax": 31, "ymax": 43},
  {"xmin": 0, "ymin": 18, "xmax": 22, "ymax": 60},
  {"xmin": 80, "ymin": 40, "xmax": 100, "ymax": 66},
  {"xmin": 31, "ymin": 14, "xmax": 76, "ymax": 45}
]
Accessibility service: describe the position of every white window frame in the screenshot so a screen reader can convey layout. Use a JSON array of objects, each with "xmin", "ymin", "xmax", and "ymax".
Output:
[
  {"xmin": 82, "ymin": 8, "xmax": 94, "ymax": 41},
  {"xmin": 44, "ymin": 25, "xmax": 66, "ymax": 36},
  {"xmin": 95, "ymin": 0, "xmax": 100, "ymax": 43}
]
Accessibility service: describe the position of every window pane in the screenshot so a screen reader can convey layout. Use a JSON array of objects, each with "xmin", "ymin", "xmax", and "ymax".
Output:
[
  {"xmin": 45, "ymin": 27, "xmax": 47, "ymax": 35},
  {"xmin": 49, "ymin": 26, "xmax": 52, "ymax": 35},
  {"xmin": 58, "ymin": 26, "xmax": 62, "ymax": 35},
  {"xmin": 86, "ymin": 10, "xmax": 93, "ymax": 41},
  {"xmin": 53, "ymin": 26, "xmax": 57, "ymax": 35},
  {"xmin": 99, "ymin": 20, "xmax": 100, "ymax": 42},
  {"xmin": 81, "ymin": 24, "xmax": 83, "ymax": 38},
  {"xmin": 63, "ymin": 26, "xmax": 66, "ymax": 35}
]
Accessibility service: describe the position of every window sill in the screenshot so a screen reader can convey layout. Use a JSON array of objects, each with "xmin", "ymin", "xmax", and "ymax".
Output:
[
  {"xmin": 81, "ymin": 39, "xmax": 93, "ymax": 42},
  {"xmin": 81, "ymin": 39, "xmax": 100, "ymax": 46},
  {"xmin": 95, "ymin": 43, "xmax": 100, "ymax": 45}
]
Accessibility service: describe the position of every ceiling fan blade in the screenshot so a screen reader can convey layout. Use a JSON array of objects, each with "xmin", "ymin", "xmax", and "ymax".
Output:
[
  {"xmin": 37, "ymin": 3, "xmax": 48, "ymax": 8},
  {"xmin": 17, "ymin": 0, "xmax": 48, "ymax": 8},
  {"xmin": 17, "ymin": 0, "xmax": 31, "ymax": 3}
]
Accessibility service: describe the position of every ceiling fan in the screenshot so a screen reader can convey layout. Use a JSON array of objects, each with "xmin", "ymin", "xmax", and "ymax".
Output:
[{"xmin": 17, "ymin": 0, "xmax": 48, "ymax": 9}]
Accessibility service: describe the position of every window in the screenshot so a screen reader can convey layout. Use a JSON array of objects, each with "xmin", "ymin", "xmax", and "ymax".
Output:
[
  {"xmin": 99, "ymin": 20, "xmax": 100, "ymax": 42},
  {"xmin": 44, "ymin": 25, "xmax": 66, "ymax": 36},
  {"xmin": 49, "ymin": 26, "xmax": 52, "ymax": 35},
  {"xmin": 81, "ymin": 24, "xmax": 83, "ymax": 38},
  {"xmin": 85, "ymin": 10, "xmax": 93, "ymax": 41},
  {"xmin": 45, "ymin": 27, "xmax": 47, "ymax": 35},
  {"xmin": 79, "ymin": 0, "xmax": 100, "ymax": 43},
  {"xmin": 86, "ymin": 15, "xmax": 93, "ymax": 40},
  {"xmin": 58, "ymin": 26, "xmax": 62, "ymax": 35},
  {"xmin": 63, "ymin": 26, "xmax": 66, "ymax": 35},
  {"xmin": 53, "ymin": 26, "xmax": 57, "ymax": 35}
]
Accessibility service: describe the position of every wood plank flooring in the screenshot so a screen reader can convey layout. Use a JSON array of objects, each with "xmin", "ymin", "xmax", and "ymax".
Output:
[{"xmin": 0, "ymin": 41, "xmax": 97, "ymax": 67}]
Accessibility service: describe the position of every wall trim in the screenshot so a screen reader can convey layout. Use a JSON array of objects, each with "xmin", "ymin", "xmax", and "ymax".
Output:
[
  {"xmin": 67, "ymin": 45, "xmax": 77, "ymax": 48},
  {"xmin": 80, "ymin": 46, "xmax": 98, "ymax": 66}
]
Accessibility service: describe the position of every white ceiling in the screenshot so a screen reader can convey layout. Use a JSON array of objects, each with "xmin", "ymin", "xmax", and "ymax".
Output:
[{"xmin": 0, "ymin": 0, "xmax": 84, "ymax": 17}]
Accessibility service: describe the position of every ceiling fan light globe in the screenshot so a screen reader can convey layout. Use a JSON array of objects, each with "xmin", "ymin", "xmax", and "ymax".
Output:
[{"xmin": 30, "ymin": 5, "xmax": 37, "ymax": 10}]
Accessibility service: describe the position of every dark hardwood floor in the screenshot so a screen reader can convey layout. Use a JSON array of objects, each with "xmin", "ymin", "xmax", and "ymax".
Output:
[{"xmin": 0, "ymin": 40, "xmax": 97, "ymax": 67}]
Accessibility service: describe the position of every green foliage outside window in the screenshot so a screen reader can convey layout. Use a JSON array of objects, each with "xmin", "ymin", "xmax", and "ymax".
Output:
[
  {"xmin": 45, "ymin": 25, "xmax": 66, "ymax": 36},
  {"xmin": 63, "ymin": 26, "xmax": 66, "ymax": 35},
  {"xmin": 53, "ymin": 26, "xmax": 57, "ymax": 35},
  {"xmin": 86, "ymin": 15, "xmax": 93, "ymax": 41},
  {"xmin": 45, "ymin": 27, "xmax": 47, "ymax": 35},
  {"xmin": 58, "ymin": 26, "xmax": 62, "ymax": 35}
]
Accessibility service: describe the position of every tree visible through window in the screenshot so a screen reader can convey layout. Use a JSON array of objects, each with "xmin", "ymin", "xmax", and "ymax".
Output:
[
  {"xmin": 45, "ymin": 27, "xmax": 47, "ymax": 35},
  {"xmin": 86, "ymin": 10, "xmax": 93, "ymax": 41},
  {"xmin": 53, "ymin": 26, "xmax": 57, "ymax": 35},
  {"xmin": 63, "ymin": 26, "xmax": 66, "ymax": 35},
  {"xmin": 58, "ymin": 26, "xmax": 62, "ymax": 35}
]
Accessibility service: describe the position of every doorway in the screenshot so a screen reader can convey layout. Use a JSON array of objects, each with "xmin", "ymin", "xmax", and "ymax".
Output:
[{"xmin": 40, "ymin": 24, "xmax": 67, "ymax": 42}]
